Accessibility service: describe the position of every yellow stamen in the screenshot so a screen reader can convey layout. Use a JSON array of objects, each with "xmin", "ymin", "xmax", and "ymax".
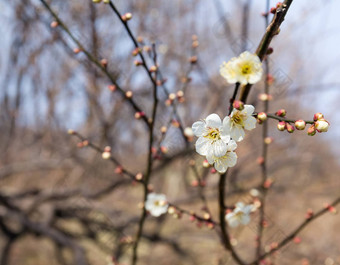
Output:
[
  {"xmin": 204, "ymin": 128, "xmax": 220, "ymax": 141},
  {"xmin": 231, "ymin": 111, "xmax": 245, "ymax": 127}
]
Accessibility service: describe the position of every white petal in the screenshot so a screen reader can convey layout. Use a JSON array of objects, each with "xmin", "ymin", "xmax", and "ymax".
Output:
[
  {"xmin": 244, "ymin": 116, "xmax": 257, "ymax": 130},
  {"xmin": 224, "ymin": 152, "xmax": 237, "ymax": 167},
  {"xmin": 214, "ymin": 159, "xmax": 228, "ymax": 173},
  {"xmin": 222, "ymin": 116, "xmax": 231, "ymax": 134},
  {"xmin": 195, "ymin": 137, "xmax": 211, "ymax": 156},
  {"xmin": 212, "ymin": 140, "xmax": 227, "ymax": 157},
  {"xmin": 243, "ymin": 205, "xmax": 254, "ymax": 214},
  {"xmin": 231, "ymin": 127, "xmax": 245, "ymax": 142},
  {"xmin": 226, "ymin": 215, "xmax": 239, "ymax": 228},
  {"xmin": 205, "ymin": 113, "xmax": 222, "ymax": 128},
  {"xmin": 243, "ymin": 105, "xmax": 255, "ymax": 115},
  {"xmin": 192, "ymin": 121, "xmax": 205, "ymax": 137},
  {"xmin": 227, "ymin": 140, "xmax": 237, "ymax": 151},
  {"xmin": 206, "ymin": 153, "xmax": 215, "ymax": 165},
  {"xmin": 235, "ymin": 202, "xmax": 245, "ymax": 209},
  {"xmin": 240, "ymin": 214, "xmax": 250, "ymax": 225}
]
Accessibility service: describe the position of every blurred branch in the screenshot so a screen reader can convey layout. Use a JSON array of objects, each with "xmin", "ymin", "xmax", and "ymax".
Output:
[
  {"xmin": 39, "ymin": 0, "xmax": 150, "ymax": 126},
  {"xmin": 250, "ymin": 196, "xmax": 340, "ymax": 264}
]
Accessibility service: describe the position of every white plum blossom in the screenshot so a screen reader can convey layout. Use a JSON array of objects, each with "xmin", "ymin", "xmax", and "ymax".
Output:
[
  {"xmin": 206, "ymin": 140, "xmax": 238, "ymax": 173},
  {"xmin": 145, "ymin": 193, "xmax": 168, "ymax": 217},
  {"xmin": 225, "ymin": 202, "xmax": 254, "ymax": 228},
  {"xmin": 223, "ymin": 105, "xmax": 257, "ymax": 142},
  {"xmin": 192, "ymin": 113, "xmax": 231, "ymax": 158},
  {"xmin": 220, "ymin": 51, "xmax": 263, "ymax": 85}
]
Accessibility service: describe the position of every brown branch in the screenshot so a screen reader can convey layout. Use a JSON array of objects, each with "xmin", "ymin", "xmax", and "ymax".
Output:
[{"xmin": 240, "ymin": 0, "xmax": 294, "ymax": 103}]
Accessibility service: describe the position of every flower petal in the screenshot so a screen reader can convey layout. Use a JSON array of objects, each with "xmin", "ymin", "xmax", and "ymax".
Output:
[
  {"xmin": 231, "ymin": 127, "xmax": 245, "ymax": 142},
  {"xmin": 205, "ymin": 113, "xmax": 222, "ymax": 128},
  {"xmin": 240, "ymin": 214, "xmax": 250, "ymax": 225},
  {"xmin": 212, "ymin": 140, "xmax": 227, "ymax": 157},
  {"xmin": 243, "ymin": 105, "xmax": 255, "ymax": 115},
  {"xmin": 192, "ymin": 120, "xmax": 205, "ymax": 137},
  {"xmin": 195, "ymin": 137, "xmax": 210, "ymax": 156},
  {"xmin": 244, "ymin": 116, "xmax": 257, "ymax": 130}
]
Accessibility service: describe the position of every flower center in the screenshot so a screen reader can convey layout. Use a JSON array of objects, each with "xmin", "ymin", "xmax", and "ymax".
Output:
[
  {"xmin": 154, "ymin": 200, "xmax": 166, "ymax": 206},
  {"xmin": 231, "ymin": 111, "xmax": 245, "ymax": 127},
  {"xmin": 235, "ymin": 211, "xmax": 244, "ymax": 220},
  {"xmin": 204, "ymin": 128, "xmax": 221, "ymax": 141},
  {"xmin": 241, "ymin": 64, "xmax": 252, "ymax": 75}
]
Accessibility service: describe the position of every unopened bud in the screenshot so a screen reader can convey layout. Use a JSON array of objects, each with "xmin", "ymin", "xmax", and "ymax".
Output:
[
  {"xmin": 210, "ymin": 168, "xmax": 217, "ymax": 174},
  {"xmin": 134, "ymin": 60, "xmax": 143, "ymax": 66},
  {"xmin": 121, "ymin": 13, "xmax": 132, "ymax": 21},
  {"xmin": 264, "ymin": 137, "xmax": 273, "ymax": 145},
  {"xmin": 277, "ymin": 121, "xmax": 286, "ymax": 131},
  {"xmin": 125, "ymin": 91, "xmax": 133, "ymax": 98},
  {"xmin": 266, "ymin": 47, "xmax": 274, "ymax": 55},
  {"xmin": 67, "ymin": 129, "xmax": 75, "ymax": 135},
  {"xmin": 92, "ymin": 0, "xmax": 101, "ymax": 3},
  {"xmin": 160, "ymin": 146, "xmax": 168, "ymax": 154},
  {"xmin": 114, "ymin": 166, "xmax": 123, "ymax": 174},
  {"xmin": 307, "ymin": 125, "xmax": 316, "ymax": 136},
  {"xmin": 257, "ymin": 112, "xmax": 267, "ymax": 122},
  {"xmin": 100, "ymin": 58, "xmax": 108, "ymax": 67},
  {"xmin": 169, "ymin": 93, "xmax": 176, "ymax": 100},
  {"xmin": 286, "ymin": 123, "xmax": 295, "ymax": 133},
  {"xmin": 176, "ymin": 90, "xmax": 184, "ymax": 98},
  {"xmin": 135, "ymin": 173, "xmax": 143, "ymax": 181},
  {"xmin": 134, "ymin": 111, "xmax": 145, "ymax": 119},
  {"xmin": 50, "ymin": 21, "xmax": 58, "ymax": 28},
  {"xmin": 184, "ymin": 127, "xmax": 194, "ymax": 141},
  {"xmin": 73, "ymin": 47, "xmax": 81, "ymax": 54},
  {"xmin": 132, "ymin": 47, "xmax": 141, "ymax": 56},
  {"xmin": 189, "ymin": 56, "xmax": 198, "ymax": 64},
  {"xmin": 294, "ymin": 120, "xmax": 306, "ymax": 130},
  {"xmin": 202, "ymin": 160, "xmax": 210, "ymax": 168},
  {"xmin": 192, "ymin": 40, "xmax": 199, "ymax": 48},
  {"xmin": 103, "ymin": 0, "xmax": 110, "ymax": 3},
  {"xmin": 171, "ymin": 119, "xmax": 180, "ymax": 128},
  {"xmin": 266, "ymin": 74, "xmax": 275, "ymax": 85},
  {"xmin": 275, "ymin": 109, "xmax": 286, "ymax": 117},
  {"xmin": 160, "ymin": 126, "xmax": 167, "ymax": 134},
  {"xmin": 149, "ymin": 65, "xmax": 157, "ymax": 72},
  {"xmin": 258, "ymin": 93, "xmax": 272, "ymax": 101},
  {"xmin": 233, "ymin": 100, "xmax": 244, "ymax": 110},
  {"xmin": 313, "ymin": 112, "xmax": 324, "ymax": 121},
  {"xmin": 315, "ymin": 119, "xmax": 329, "ymax": 133},
  {"xmin": 270, "ymin": 7, "xmax": 276, "ymax": 14},
  {"xmin": 108, "ymin": 85, "xmax": 116, "ymax": 91},
  {"xmin": 102, "ymin": 151, "xmax": 111, "ymax": 159}
]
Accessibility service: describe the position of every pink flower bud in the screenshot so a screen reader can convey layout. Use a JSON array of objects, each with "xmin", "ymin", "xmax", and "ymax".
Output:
[
  {"xmin": 286, "ymin": 123, "xmax": 295, "ymax": 133},
  {"xmin": 313, "ymin": 112, "xmax": 324, "ymax": 121},
  {"xmin": 275, "ymin": 109, "xmax": 286, "ymax": 117},
  {"xmin": 108, "ymin": 85, "xmax": 116, "ymax": 92},
  {"xmin": 202, "ymin": 160, "xmax": 210, "ymax": 168},
  {"xmin": 307, "ymin": 125, "xmax": 316, "ymax": 136},
  {"xmin": 266, "ymin": 74, "xmax": 274, "ymax": 85},
  {"xmin": 50, "ymin": 21, "xmax": 58, "ymax": 28},
  {"xmin": 121, "ymin": 12, "xmax": 132, "ymax": 21},
  {"xmin": 315, "ymin": 119, "xmax": 329, "ymax": 132},
  {"xmin": 294, "ymin": 120, "xmax": 306, "ymax": 130},
  {"xmin": 257, "ymin": 112, "xmax": 267, "ymax": 122},
  {"xmin": 233, "ymin": 100, "xmax": 244, "ymax": 110},
  {"xmin": 277, "ymin": 121, "xmax": 286, "ymax": 131},
  {"xmin": 132, "ymin": 47, "xmax": 141, "ymax": 56}
]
